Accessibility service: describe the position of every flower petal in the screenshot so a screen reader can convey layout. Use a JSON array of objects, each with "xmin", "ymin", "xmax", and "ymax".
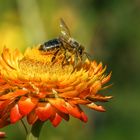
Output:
[
  {"xmin": 50, "ymin": 113, "xmax": 62, "ymax": 127},
  {"xmin": 0, "ymin": 119, "xmax": 9, "ymax": 128},
  {"xmin": 69, "ymin": 98, "xmax": 89, "ymax": 105},
  {"xmin": 18, "ymin": 96, "xmax": 38, "ymax": 115},
  {"xmin": 80, "ymin": 111, "xmax": 88, "ymax": 122},
  {"xmin": 86, "ymin": 103, "xmax": 106, "ymax": 112},
  {"xmin": 65, "ymin": 102, "xmax": 81, "ymax": 119},
  {"xmin": 54, "ymin": 109, "xmax": 69, "ymax": 121},
  {"xmin": 88, "ymin": 94, "xmax": 112, "ymax": 102},
  {"xmin": 48, "ymin": 98, "xmax": 68, "ymax": 114},
  {"xmin": 0, "ymin": 90, "xmax": 27, "ymax": 100},
  {"xmin": 59, "ymin": 90, "xmax": 79, "ymax": 98},
  {"xmin": 36, "ymin": 103, "xmax": 53, "ymax": 121},
  {"xmin": 102, "ymin": 72, "xmax": 112, "ymax": 85},
  {"xmin": 27, "ymin": 110, "xmax": 38, "ymax": 125},
  {"xmin": 90, "ymin": 80, "xmax": 102, "ymax": 94},
  {"xmin": 10, "ymin": 104, "xmax": 22, "ymax": 123},
  {"xmin": 0, "ymin": 99, "xmax": 15, "ymax": 116}
]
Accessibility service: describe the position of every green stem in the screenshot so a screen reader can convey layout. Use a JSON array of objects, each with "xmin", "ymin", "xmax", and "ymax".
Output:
[
  {"xmin": 21, "ymin": 119, "xmax": 28, "ymax": 135},
  {"xmin": 26, "ymin": 120, "xmax": 44, "ymax": 140}
]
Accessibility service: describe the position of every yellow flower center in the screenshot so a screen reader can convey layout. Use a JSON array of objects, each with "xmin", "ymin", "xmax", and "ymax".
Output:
[{"xmin": 18, "ymin": 47, "xmax": 75, "ymax": 81}]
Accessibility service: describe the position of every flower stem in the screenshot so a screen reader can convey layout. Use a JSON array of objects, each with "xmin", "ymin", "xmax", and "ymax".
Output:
[
  {"xmin": 21, "ymin": 119, "xmax": 28, "ymax": 135},
  {"xmin": 26, "ymin": 120, "xmax": 44, "ymax": 140}
]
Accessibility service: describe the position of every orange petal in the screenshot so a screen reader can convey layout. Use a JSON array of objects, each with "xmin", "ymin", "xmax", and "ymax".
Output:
[
  {"xmin": 102, "ymin": 72, "xmax": 112, "ymax": 85},
  {"xmin": 0, "ymin": 83, "xmax": 12, "ymax": 93},
  {"xmin": 65, "ymin": 102, "xmax": 81, "ymax": 118},
  {"xmin": 86, "ymin": 103, "xmax": 106, "ymax": 112},
  {"xmin": 0, "ymin": 119, "xmax": 9, "ymax": 128},
  {"xmin": 0, "ymin": 75, "xmax": 6, "ymax": 83},
  {"xmin": 0, "ymin": 100, "xmax": 12, "ymax": 111},
  {"xmin": 36, "ymin": 103, "xmax": 53, "ymax": 121},
  {"xmin": 55, "ymin": 86, "xmax": 74, "ymax": 93},
  {"xmin": 79, "ymin": 89, "xmax": 90, "ymax": 98},
  {"xmin": 59, "ymin": 90, "xmax": 79, "ymax": 98},
  {"xmin": 94, "ymin": 62, "xmax": 103, "ymax": 74},
  {"xmin": 88, "ymin": 94, "xmax": 113, "ymax": 102},
  {"xmin": 66, "ymin": 102, "xmax": 88, "ymax": 122},
  {"xmin": 50, "ymin": 113, "xmax": 62, "ymax": 127},
  {"xmin": 90, "ymin": 80, "xmax": 102, "ymax": 94},
  {"xmin": 0, "ymin": 99, "xmax": 15, "ymax": 116},
  {"xmin": 101, "ymin": 84, "xmax": 113, "ymax": 90},
  {"xmin": 80, "ymin": 111, "xmax": 88, "ymax": 122},
  {"xmin": 18, "ymin": 97, "xmax": 38, "ymax": 115},
  {"xmin": 69, "ymin": 98, "xmax": 89, "ymax": 105},
  {"xmin": 0, "ymin": 90, "xmax": 27, "ymax": 100},
  {"xmin": 27, "ymin": 110, "xmax": 38, "ymax": 125},
  {"xmin": 54, "ymin": 109, "xmax": 69, "ymax": 121},
  {"xmin": 75, "ymin": 82, "xmax": 88, "ymax": 93},
  {"xmin": 10, "ymin": 104, "xmax": 22, "ymax": 123},
  {"xmin": 48, "ymin": 98, "xmax": 68, "ymax": 114}
]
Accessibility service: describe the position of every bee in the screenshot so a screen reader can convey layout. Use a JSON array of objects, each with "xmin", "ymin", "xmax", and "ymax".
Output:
[{"xmin": 39, "ymin": 18, "xmax": 88, "ymax": 65}]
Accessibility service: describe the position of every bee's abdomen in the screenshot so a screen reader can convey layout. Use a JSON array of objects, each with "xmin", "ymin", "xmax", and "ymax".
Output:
[{"xmin": 39, "ymin": 38, "xmax": 62, "ymax": 51}]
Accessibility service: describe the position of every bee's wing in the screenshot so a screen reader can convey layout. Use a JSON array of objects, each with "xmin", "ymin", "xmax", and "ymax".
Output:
[{"xmin": 60, "ymin": 18, "xmax": 71, "ymax": 40}]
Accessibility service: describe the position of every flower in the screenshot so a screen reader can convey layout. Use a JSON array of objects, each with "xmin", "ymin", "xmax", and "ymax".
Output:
[{"xmin": 0, "ymin": 46, "xmax": 112, "ymax": 127}]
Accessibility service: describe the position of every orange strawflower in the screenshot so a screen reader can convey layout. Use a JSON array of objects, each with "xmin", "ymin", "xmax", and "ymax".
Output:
[{"xmin": 0, "ymin": 47, "xmax": 112, "ymax": 128}]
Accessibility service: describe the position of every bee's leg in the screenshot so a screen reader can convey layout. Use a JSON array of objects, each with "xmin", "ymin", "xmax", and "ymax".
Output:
[
  {"xmin": 65, "ymin": 55, "xmax": 72, "ymax": 65},
  {"xmin": 66, "ymin": 55, "xmax": 76, "ymax": 73},
  {"xmin": 60, "ymin": 43, "xmax": 68, "ymax": 67},
  {"xmin": 79, "ymin": 54, "xmax": 82, "ymax": 62},
  {"xmin": 69, "ymin": 52, "xmax": 77, "ymax": 73},
  {"xmin": 61, "ymin": 48, "xmax": 67, "ymax": 67},
  {"xmin": 51, "ymin": 49, "xmax": 60, "ymax": 63},
  {"xmin": 71, "ymin": 58, "xmax": 76, "ymax": 73},
  {"xmin": 77, "ymin": 51, "xmax": 83, "ymax": 62},
  {"xmin": 84, "ymin": 52, "xmax": 91, "ymax": 60},
  {"xmin": 71, "ymin": 53, "xmax": 83, "ymax": 73},
  {"xmin": 75, "ymin": 51, "xmax": 80, "ymax": 64}
]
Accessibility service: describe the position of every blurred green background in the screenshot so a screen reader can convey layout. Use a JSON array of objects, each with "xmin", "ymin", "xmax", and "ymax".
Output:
[{"xmin": 0, "ymin": 0, "xmax": 140, "ymax": 140}]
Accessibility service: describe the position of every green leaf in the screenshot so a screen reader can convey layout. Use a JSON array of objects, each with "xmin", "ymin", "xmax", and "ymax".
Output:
[{"xmin": 26, "ymin": 121, "xmax": 44, "ymax": 140}]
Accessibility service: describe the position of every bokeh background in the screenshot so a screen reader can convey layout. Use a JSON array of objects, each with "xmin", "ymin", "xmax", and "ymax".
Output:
[{"xmin": 0, "ymin": 0, "xmax": 140, "ymax": 140}]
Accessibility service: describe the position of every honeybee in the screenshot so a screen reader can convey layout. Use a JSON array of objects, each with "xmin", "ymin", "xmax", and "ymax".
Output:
[{"xmin": 39, "ymin": 18, "xmax": 88, "ymax": 65}]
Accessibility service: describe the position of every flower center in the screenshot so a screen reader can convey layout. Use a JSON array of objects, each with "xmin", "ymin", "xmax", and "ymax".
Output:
[{"xmin": 18, "ymin": 47, "xmax": 74, "ymax": 79}]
